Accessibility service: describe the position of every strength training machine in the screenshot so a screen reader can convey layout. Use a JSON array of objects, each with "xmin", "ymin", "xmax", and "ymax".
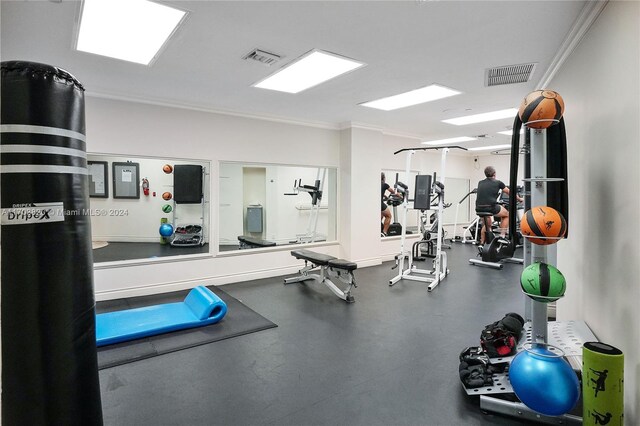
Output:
[
  {"xmin": 389, "ymin": 146, "xmax": 466, "ymax": 291},
  {"xmin": 284, "ymin": 168, "xmax": 327, "ymax": 243},
  {"xmin": 413, "ymin": 181, "xmax": 452, "ymax": 259}
]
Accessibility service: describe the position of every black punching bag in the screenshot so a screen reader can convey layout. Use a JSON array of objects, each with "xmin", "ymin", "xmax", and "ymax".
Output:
[{"xmin": 1, "ymin": 61, "xmax": 103, "ymax": 425}]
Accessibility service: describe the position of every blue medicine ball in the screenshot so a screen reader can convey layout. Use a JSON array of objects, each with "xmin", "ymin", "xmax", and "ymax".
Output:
[
  {"xmin": 159, "ymin": 223, "xmax": 174, "ymax": 237},
  {"xmin": 509, "ymin": 346, "xmax": 580, "ymax": 416}
]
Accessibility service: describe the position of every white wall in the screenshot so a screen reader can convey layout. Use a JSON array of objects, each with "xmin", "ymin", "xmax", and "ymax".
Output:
[
  {"xmin": 551, "ymin": 1, "xmax": 639, "ymax": 422},
  {"xmin": 339, "ymin": 126, "xmax": 384, "ymax": 265}
]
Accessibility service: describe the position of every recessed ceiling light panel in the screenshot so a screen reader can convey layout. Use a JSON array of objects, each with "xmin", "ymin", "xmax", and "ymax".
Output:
[
  {"xmin": 422, "ymin": 136, "xmax": 476, "ymax": 146},
  {"xmin": 497, "ymin": 129, "xmax": 524, "ymax": 136},
  {"xmin": 442, "ymin": 108, "xmax": 518, "ymax": 126},
  {"xmin": 253, "ymin": 50, "xmax": 365, "ymax": 94},
  {"xmin": 361, "ymin": 84, "xmax": 461, "ymax": 111},
  {"xmin": 76, "ymin": 0, "xmax": 187, "ymax": 65},
  {"xmin": 468, "ymin": 144, "xmax": 512, "ymax": 151}
]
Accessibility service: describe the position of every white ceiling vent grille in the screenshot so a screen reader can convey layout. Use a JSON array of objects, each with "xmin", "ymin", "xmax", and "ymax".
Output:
[
  {"xmin": 485, "ymin": 63, "xmax": 537, "ymax": 87},
  {"xmin": 243, "ymin": 49, "xmax": 282, "ymax": 66}
]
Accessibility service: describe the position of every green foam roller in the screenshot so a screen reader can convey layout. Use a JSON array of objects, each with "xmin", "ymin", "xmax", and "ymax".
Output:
[
  {"xmin": 160, "ymin": 217, "xmax": 168, "ymax": 245},
  {"xmin": 582, "ymin": 342, "xmax": 624, "ymax": 426}
]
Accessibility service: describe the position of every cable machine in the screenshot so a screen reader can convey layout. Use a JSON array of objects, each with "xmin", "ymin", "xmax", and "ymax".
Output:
[{"xmin": 389, "ymin": 146, "xmax": 466, "ymax": 291}]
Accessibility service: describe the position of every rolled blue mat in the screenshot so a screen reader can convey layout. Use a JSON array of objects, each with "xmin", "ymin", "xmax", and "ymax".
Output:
[{"xmin": 96, "ymin": 286, "xmax": 228, "ymax": 346}]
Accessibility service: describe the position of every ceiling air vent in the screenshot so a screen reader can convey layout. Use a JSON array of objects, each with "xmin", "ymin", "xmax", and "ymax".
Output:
[
  {"xmin": 485, "ymin": 63, "xmax": 537, "ymax": 87},
  {"xmin": 243, "ymin": 49, "xmax": 282, "ymax": 66}
]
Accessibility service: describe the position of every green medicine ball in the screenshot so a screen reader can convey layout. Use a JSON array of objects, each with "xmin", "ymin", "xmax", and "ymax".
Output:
[
  {"xmin": 162, "ymin": 204, "xmax": 173, "ymax": 213},
  {"xmin": 520, "ymin": 262, "xmax": 566, "ymax": 303}
]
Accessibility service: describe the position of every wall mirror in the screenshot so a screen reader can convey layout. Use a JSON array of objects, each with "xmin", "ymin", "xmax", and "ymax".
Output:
[
  {"xmin": 88, "ymin": 154, "xmax": 211, "ymax": 264},
  {"xmin": 380, "ymin": 170, "xmax": 470, "ymax": 237},
  {"xmin": 219, "ymin": 162, "xmax": 337, "ymax": 252},
  {"xmin": 381, "ymin": 168, "xmax": 421, "ymax": 235},
  {"xmin": 442, "ymin": 177, "xmax": 470, "ymax": 225}
]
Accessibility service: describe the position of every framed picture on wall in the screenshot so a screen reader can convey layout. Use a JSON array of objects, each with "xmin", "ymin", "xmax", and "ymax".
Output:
[
  {"xmin": 112, "ymin": 162, "xmax": 140, "ymax": 199},
  {"xmin": 88, "ymin": 161, "xmax": 108, "ymax": 198}
]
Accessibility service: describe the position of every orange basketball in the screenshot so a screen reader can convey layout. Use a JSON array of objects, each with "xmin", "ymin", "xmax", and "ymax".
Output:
[
  {"xmin": 521, "ymin": 206, "xmax": 566, "ymax": 245},
  {"xmin": 162, "ymin": 192, "xmax": 172, "ymax": 201},
  {"xmin": 162, "ymin": 164, "xmax": 173, "ymax": 174},
  {"xmin": 518, "ymin": 90, "xmax": 564, "ymax": 129}
]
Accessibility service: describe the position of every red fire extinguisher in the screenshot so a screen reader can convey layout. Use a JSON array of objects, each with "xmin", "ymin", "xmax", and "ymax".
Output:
[{"xmin": 142, "ymin": 178, "xmax": 150, "ymax": 196}]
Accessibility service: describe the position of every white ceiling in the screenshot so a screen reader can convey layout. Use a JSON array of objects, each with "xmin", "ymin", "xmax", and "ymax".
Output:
[{"xmin": 1, "ymin": 0, "xmax": 589, "ymax": 149}]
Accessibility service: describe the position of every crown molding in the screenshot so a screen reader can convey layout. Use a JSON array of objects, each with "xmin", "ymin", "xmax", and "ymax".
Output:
[
  {"xmin": 537, "ymin": 0, "xmax": 609, "ymax": 88},
  {"xmin": 85, "ymin": 91, "xmax": 341, "ymax": 131}
]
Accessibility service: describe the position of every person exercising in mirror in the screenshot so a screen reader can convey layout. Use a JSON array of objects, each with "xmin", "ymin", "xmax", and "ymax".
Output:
[
  {"xmin": 476, "ymin": 166, "xmax": 521, "ymax": 243},
  {"xmin": 381, "ymin": 172, "xmax": 397, "ymax": 236}
]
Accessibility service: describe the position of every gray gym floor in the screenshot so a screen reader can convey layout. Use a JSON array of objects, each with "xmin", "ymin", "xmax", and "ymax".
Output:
[
  {"xmin": 93, "ymin": 242, "xmax": 209, "ymax": 263},
  {"xmin": 99, "ymin": 243, "xmax": 535, "ymax": 425}
]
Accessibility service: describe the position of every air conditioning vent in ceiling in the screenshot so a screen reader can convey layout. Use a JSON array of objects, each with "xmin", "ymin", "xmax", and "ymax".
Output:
[
  {"xmin": 485, "ymin": 63, "xmax": 537, "ymax": 87},
  {"xmin": 243, "ymin": 49, "xmax": 282, "ymax": 66}
]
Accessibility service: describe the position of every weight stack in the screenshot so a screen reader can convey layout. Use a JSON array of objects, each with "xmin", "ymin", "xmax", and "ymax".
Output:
[
  {"xmin": 582, "ymin": 342, "xmax": 624, "ymax": 426},
  {"xmin": 1, "ymin": 61, "xmax": 103, "ymax": 425}
]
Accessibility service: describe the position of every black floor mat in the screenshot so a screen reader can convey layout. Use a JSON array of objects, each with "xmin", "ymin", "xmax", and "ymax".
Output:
[{"xmin": 96, "ymin": 285, "xmax": 277, "ymax": 369}]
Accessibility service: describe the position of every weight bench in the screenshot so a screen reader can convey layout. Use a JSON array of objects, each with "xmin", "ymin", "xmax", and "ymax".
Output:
[
  {"xmin": 238, "ymin": 235, "xmax": 277, "ymax": 249},
  {"xmin": 96, "ymin": 286, "xmax": 227, "ymax": 347},
  {"xmin": 284, "ymin": 249, "xmax": 358, "ymax": 303}
]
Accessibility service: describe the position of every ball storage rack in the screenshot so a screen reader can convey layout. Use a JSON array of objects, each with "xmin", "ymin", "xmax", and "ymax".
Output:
[{"xmin": 467, "ymin": 123, "xmax": 599, "ymax": 425}]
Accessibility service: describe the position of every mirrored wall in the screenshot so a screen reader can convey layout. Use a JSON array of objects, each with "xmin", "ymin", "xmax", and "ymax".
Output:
[
  {"xmin": 380, "ymin": 169, "xmax": 470, "ymax": 237},
  {"xmin": 219, "ymin": 162, "xmax": 337, "ymax": 252},
  {"xmin": 88, "ymin": 154, "xmax": 210, "ymax": 264}
]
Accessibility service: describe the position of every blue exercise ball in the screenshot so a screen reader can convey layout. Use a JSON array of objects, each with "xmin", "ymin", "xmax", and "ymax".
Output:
[
  {"xmin": 509, "ymin": 346, "xmax": 580, "ymax": 416},
  {"xmin": 159, "ymin": 223, "xmax": 174, "ymax": 237}
]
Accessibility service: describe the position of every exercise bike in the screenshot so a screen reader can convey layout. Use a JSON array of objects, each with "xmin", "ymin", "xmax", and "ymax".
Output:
[{"xmin": 469, "ymin": 196, "xmax": 524, "ymax": 269}]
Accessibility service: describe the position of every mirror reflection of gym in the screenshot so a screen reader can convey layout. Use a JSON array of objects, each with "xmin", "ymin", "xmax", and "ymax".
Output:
[
  {"xmin": 381, "ymin": 169, "xmax": 420, "ymax": 237},
  {"xmin": 219, "ymin": 162, "xmax": 337, "ymax": 252},
  {"xmin": 88, "ymin": 154, "xmax": 211, "ymax": 263}
]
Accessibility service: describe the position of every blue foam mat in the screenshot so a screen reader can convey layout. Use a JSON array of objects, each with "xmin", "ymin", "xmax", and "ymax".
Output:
[{"xmin": 96, "ymin": 286, "xmax": 227, "ymax": 347}]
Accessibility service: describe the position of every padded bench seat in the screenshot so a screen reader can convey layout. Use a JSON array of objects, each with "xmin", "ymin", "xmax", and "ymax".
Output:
[
  {"xmin": 286, "ymin": 249, "xmax": 358, "ymax": 303},
  {"xmin": 238, "ymin": 236, "xmax": 276, "ymax": 248},
  {"xmin": 291, "ymin": 249, "xmax": 336, "ymax": 265},
  {"xmin": 291, "ymin": 249, "xmax": 357, "ymax": 271},
  {"xmin": 327, "ymin": 259, "xmax": 358, "ymax": 271}
]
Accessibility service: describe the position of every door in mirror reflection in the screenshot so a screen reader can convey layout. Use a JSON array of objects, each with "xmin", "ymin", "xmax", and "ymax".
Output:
[{"xmin": 219, "ymin": 162, "xmax": 337, "ymax": 251}]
